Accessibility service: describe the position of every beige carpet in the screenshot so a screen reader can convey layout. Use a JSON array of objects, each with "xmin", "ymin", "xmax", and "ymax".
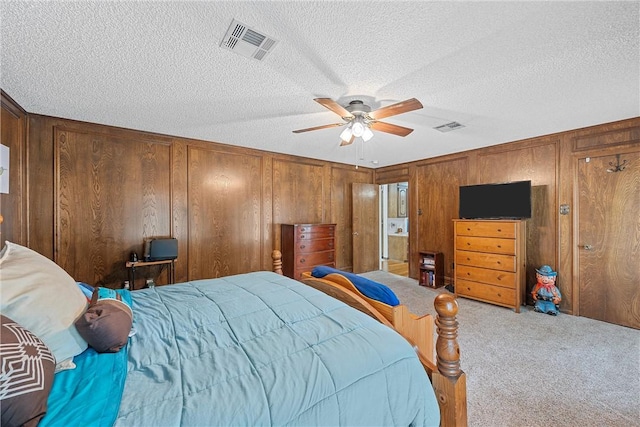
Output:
[{"xmin": 360, "ymin": 270, "xmax": 640, "ymax": 427}]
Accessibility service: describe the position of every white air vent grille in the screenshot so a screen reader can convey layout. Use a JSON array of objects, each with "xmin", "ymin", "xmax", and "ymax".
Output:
[
  {"xmin": 243, "ymin": 29, "xmax": 265, "ymax": 47},
  {"xmin": 221, "ymin": 19, "xmax": 278, "ymax": 61},
  {"xmin": 434, "ymin": 121, "xmax": 465, "ymax": 132}
]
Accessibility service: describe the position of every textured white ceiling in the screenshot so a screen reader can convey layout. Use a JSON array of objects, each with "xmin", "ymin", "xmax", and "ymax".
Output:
[{"xmin": 1, "ymin": 1, "xmax": 638, "ymax": 168}]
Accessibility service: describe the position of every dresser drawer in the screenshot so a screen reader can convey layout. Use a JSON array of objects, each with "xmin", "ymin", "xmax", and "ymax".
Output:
[
  {"xmin": 456, "ymin": 278, "xmax": 516, "ymax": 306},
  {"xmin": 456, "ymin": 236, "xmax": 515, "ymax": 255},
  {"xmin": 455, "ymin": 250, "xmax": 516, "ymax": 272},
  {"xmin": 294, "ymin": 238, "xmax": 334, "ymax": 253},
  {"xmin": 295, "ymin": 250, "xmax": 335, "ymax": 268},
  {"xmin": 455, "ymin": 221, "xmax": 516, "ymax": 239},
  {"xmin": 456, "ymin": 265, "xmax": 516, "ymax": 288},
  {"xmin": 295, "ymin": 225, "xmax": 335, "ymax": 240}
]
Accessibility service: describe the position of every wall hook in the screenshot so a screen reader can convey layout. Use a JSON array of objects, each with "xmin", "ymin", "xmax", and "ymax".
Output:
[{"xmin": 606, "ymin": 154, "xmax": 627, "ymax": 173}]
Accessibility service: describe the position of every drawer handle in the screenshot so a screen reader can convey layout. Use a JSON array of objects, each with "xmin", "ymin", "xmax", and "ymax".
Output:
[
  {"xmin": 300, "ymin": 245, "xmax": 306, "ymax": 249},
  {"xmin": 496, "ymin": 261, "xmax": 501, "ymax": 265},
  {"xmin": 497, "ymin": 293, "xmax": 502, "ymax": 297},
  {"xmin": 466, "ymin": 242, "xmax": 471, "ymax": 246},
  {"xmin": 497, "ymin": 229, "xmax": 502, "ymax": 232},
  {"xmin": 466, "ymin": 257, "xmax": 471, "ymax": 261},
  {"xmin": 466, "ymin": 272, "xmax": 471, "ymax": 276},
  {"xmin": 466, "ymin": 287, "xmax": 471, "ymax": 291},
  {"xmin": 300, "ymin": 258, "xmax": 306, "ymax": 263},
  {"xmin": 497, "ymin": 245, "xmax": 502, "ymax": 248},
  {"xmin": 300, "ymin": 235, "xmax": 306, "ymax": 239},
  {"xmin": 466, "ymin": 228, "xmax": 471, "ymax": 231}
]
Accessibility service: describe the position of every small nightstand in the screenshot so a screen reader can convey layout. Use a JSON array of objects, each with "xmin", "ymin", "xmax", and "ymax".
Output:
[{"xmin": 125, "ymin": 259, "xmax": 175, "ymax": 290}]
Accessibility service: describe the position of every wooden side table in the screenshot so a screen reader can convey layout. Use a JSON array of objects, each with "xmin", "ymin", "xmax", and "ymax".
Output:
[{"xmin": 125, "ymin": 259, "xmax": 176, "ymax": 290}]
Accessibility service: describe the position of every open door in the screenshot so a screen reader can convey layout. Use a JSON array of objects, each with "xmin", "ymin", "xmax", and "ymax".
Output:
[{"xmin": 352, "ymin": 183, "xmax": 379, "ymax": 273}]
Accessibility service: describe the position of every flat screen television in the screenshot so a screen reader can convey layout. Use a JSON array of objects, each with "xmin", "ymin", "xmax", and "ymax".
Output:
[{"xmin": 459, "ymin": 180, "xmax": 532, "ymax": 219}]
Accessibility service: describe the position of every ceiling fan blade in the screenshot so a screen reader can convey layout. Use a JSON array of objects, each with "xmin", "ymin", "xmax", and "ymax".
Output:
[
  {"xmin": 368, "ymin": 98, "xmax": 423, "ymax": 120},
  {"xmin": 314, "ymin": 98, "xmax": 354, "ymax": 119},
  {"xmin": 292, "ymin": 123, "xmax": 345, "ymax": 133},
  {"xmin": 340, "ymin": 135, "xmax": 355, "ymax": 146},
  {"xmin": 370, "ymin": 121, "xmax": 415, "ymax": 137}
]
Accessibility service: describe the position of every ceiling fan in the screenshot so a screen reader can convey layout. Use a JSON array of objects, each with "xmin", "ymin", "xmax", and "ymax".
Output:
[{"xmin": 292, "ymin": 98, "xmax": 424, "ymax": 146}]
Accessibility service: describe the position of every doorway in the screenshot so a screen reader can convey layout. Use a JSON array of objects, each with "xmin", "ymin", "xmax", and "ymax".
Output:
[{"xmin": 380, "ymin": 182, "xmax": 409, "ymax": 277}]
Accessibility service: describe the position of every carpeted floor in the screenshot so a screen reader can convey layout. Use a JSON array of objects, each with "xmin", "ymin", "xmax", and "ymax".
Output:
[{"xmin": 360, "ymin": 270, "xmax": 640, "ymax": 427}]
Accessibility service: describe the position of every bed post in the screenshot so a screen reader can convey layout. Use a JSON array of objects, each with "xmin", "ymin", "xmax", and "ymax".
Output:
[
  {"xmin": 432, "ymin": 293, "xmax": 467, "ymax": 427},
  {"xmin": 272, "ymin": 250, "xmax": 283, "ymax": 275}
]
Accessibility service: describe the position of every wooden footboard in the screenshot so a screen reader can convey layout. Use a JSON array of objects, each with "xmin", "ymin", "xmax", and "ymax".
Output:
[
  {"xmin": 299, "ymin": 271, "xmax": 436, "ymax": 368},
  {"xmin": 272, "ymin": 250, "xmax": 467, "ymax": 427}
]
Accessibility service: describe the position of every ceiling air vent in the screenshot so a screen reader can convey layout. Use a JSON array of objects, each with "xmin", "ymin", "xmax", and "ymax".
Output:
[
  {"xmin": 220, "ymin": 19, "xmax": 278, "ymax": 61},
  {"xmin": 434, "ymin": 121, "xmax": 465, "ymax": 133}
]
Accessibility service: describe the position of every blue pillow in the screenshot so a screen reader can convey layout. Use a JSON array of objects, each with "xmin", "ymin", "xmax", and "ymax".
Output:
[{"xmin": 311, "ymin": 266, "xmax": 400, "ymax": 306}]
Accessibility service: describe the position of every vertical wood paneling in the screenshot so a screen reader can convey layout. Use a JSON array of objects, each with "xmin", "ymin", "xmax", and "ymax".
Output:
[
  {"xmin": 261, "ymin": 155, "xmax": 274, "ymax": 270},
  {"xmin": 28, "ymin": 116, "xmax": 57, "ymax": 258},
  {"xmin": 55, "ymin": 128, "xmax": 172, "ymax": 287},
  {"xmin": 0, "ymin": 92, "xmax": 27, "ymax": 247},
  {"xmin": 19, "ymin": 106, "xmax": 640, "ymax": 316},
  {"xmin": 476, "ymin": 141, "xmax": 557, "ymax": 303},
  {"xmin": 272, "ymin": 159, "xmax": 326, "ymax": 250},
  {"xmin": 188, "ymin": 146, "xmax": 262, "ymax": 279},
  {"xmin": 330, "ymin": 166, "xmax": 373, "ymax": 270},
  {"xmin": 557, "ymin": 135, "xmax": 574, "ymax": 312},
  {"xmin": 170, "ymin": 139, "xmax": 189, "ymax": 283},
  {"xmin": 416, "ymin": 158, "xmax": 468, "ymax": 281}
]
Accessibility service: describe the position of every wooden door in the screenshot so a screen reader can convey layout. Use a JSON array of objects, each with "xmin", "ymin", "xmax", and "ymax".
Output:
[
  {"xmin": 577, "ymin": 151, "xmax": 640, "ymax": 329},
  {"xmin": 352, "ymin": 183, "xmax": 379, "ymax": 273}
]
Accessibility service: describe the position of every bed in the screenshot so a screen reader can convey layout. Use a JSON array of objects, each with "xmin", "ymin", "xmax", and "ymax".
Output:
[
  {"xmin": 288, "ymin": 258, "xmax": 468, "ymax": 427},
  {"xmin": 0, "ymin": 242, "xmax": 466, "ymax": 427}
]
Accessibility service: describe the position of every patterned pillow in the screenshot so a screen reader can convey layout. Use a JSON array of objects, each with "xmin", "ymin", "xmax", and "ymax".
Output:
[{"xmin": 0, "ymin": 315, "xmax": 56, "ymax": 427}]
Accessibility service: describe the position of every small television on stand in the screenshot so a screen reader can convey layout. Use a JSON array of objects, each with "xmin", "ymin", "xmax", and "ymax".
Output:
[{"xmin": 459, "ymin": 180, "xmax": 532, "ymax": 220}]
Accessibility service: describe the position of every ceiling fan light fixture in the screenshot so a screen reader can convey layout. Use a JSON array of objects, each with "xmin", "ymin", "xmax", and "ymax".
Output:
[
  {"xmin": 340, "ymin": 125, "xmax": 353, "ymax": 142},
  {"xmin": 362, "ymin": 126, "xmax": 374, "ymax": 142},
  {"xmin": 351, "ymin": 119, "xmax": 365, "ymax": 137}
]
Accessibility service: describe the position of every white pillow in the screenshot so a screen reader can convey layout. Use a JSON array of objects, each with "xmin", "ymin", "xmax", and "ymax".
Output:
[{"xmin": 0, "ymin": 241, "xmax": 88, "ymax": 364}]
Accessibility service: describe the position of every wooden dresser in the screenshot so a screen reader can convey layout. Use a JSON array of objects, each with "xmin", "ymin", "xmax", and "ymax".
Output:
[
  {"xmin": 453, "ymin": 219, "xmax": 526, "ymax": 312},
  {"xmin": 281, "ymin": 223, "xmax": 336, "ymax": 280}
]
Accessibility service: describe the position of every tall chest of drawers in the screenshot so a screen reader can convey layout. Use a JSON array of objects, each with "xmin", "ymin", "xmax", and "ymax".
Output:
[
  {"xmin": 281, "ymin": 223, "xmax": 336, "ymax": 280},
  {"xmin": 453, "ymin": 219, "xmax": 526, "ymax": 313}
]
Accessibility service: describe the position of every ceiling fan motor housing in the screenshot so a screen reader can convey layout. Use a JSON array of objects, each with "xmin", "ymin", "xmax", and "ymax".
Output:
[{"xmin": 345, "ymin": 100, "xmax": 371, "ymax": 116}]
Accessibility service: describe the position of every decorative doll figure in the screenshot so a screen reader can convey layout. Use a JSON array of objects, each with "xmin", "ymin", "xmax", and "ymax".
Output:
[{"xmin": 531, "ymin": 265, "xmax": 561, "ymax": 315}]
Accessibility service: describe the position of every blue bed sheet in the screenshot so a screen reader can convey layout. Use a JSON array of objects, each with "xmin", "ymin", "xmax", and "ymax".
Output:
[
  {"xmin": 41, "ymin": 290, "xmax": 132, "ymax": 427},
  {"xmin": 43, "ymin": 272, "xmax": 439, "ymax": 426},
  {"xmin": 116, "ymin": 272, "xmax": 439, "ymax": 426}
]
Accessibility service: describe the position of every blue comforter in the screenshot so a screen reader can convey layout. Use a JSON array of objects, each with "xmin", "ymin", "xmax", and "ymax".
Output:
[{"xmin": 49, "ymin": 272, "xmax": 440, "ymax": 426}]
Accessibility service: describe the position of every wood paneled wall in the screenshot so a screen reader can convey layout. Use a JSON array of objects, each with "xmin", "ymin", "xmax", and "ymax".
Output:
[
  {"xmin": 2, "ymin": 90, "xmax": 638, "ymax": 316},
  {"xmin": 0, "ymin": 91, "xmax": 27, "ymax": 245},
  {"xmin": 376, "ymin": 116, "xmax": 640, "ymax": 314},
  {"xmin": 3, "ymin": 101, "xmax": 374, "ymax": 288}
]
